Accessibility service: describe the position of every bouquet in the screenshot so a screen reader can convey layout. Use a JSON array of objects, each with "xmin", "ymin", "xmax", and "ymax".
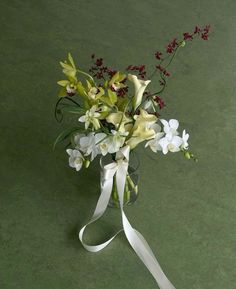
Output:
[{"xmin": 54, "ymin": 25, "xmax": 210, "ymax": 289}]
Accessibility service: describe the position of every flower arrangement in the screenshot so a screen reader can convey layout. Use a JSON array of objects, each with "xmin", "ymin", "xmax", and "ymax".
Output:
[
  {"xmin": 55, "ymin": 25, "xmax": 210, "ymax": 169},
  {"xmin": 54, "ymin": 25, "xmax": 210, "ymax": 289}
]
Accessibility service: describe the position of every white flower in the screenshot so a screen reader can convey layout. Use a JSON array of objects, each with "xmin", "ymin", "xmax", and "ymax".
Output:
[
  {"xmin": 181, "ymin": 130, "xmax": 189, "ymax": 149},
  {"xmin": 159, "ymin": 134, "xmax": 183, "ymax": 155},
  {"xmin": 145, "ymin": 124, "xmax": 164, "ymax": 152},
  {"xmin": 95, "ymin": 133, "xmax": 110, "ymax": 156},
  {"xmin": 160, "ymin": 119, "xmax": 179, "ymax": 136},
  {"xmin": 79, "ymin": 133, "xmax": 98, "ymax": 161},
  {"xmin": 74, "ymin": 133, "xmax": 85, "ymax": 149},
  {"xmin": 108, "ymin": 130, "xmax": 128, "ymax": 153},
  {"xmin": 79, "ymin": 105, "xmax": 101, "ymax": 130},
  {"xmin": 128, "ymin": 74, "xmax": 151, "ymax": 110},
  {"xmin": 66, "ymin": 149, "xmax": 84, "ymax": 171},
  {"xmin": 143, "ymin": 99, "xmax": 153, "ymax": 111}
]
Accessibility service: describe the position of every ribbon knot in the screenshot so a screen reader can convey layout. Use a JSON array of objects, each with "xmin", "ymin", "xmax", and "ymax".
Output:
[{"xmin": 79, "ymin": 145, "xmax": 176, "ymax": 289}]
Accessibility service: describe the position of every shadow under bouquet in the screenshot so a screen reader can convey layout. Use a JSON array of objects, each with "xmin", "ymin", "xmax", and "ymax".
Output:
[{"xmin": 54, "ymin": 25, "xmax": 210, "ymax": 289}]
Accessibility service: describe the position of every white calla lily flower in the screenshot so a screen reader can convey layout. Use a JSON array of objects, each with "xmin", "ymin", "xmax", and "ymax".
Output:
[
  {"xmin": 128, "ymin": 74, "xmax": 151, "ymax": 110},
  {"xmin": 66, "ymin": 149, "xmax": 84, "ymax": 171}
]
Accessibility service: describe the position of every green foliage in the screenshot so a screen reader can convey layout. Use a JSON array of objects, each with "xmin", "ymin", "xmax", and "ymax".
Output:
[{"xmin": 53, "ymin": 126, "xmax": 83, "ymax": 150}]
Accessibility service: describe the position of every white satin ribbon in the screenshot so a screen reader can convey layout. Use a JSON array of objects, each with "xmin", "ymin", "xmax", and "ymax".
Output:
[{"xmin": 79, "ymin": 146, "xmax": 176, "ymax": 289}]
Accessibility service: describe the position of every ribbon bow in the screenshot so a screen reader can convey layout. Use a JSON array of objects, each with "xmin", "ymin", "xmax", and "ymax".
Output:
[{"xmin": 79, "ymin": 146, "xmax": 175, "ymax": 289}]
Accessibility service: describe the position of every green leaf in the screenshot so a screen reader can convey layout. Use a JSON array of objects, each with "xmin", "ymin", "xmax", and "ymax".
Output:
[
  {"xmin": 53, "ymin": 127, "xmax": 83, "ymax": 150},
  {"xmin": 59, "ymin": 104, "xmax": 85, "ymax": 115}
]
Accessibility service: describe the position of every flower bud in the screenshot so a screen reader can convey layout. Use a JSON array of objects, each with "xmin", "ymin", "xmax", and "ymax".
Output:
[
  {"xmin": 84, "ymin": 160, "xmax": 90, "ymax": 168},
  {"xmin": 180, "ymin": 40, "xmax": 186, "ymax": 47},
  {"xmin": 184, "ymin": 151, "xmax": 191, "ymax": 159}
]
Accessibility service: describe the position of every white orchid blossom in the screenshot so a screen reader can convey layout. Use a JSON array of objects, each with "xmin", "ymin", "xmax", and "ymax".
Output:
[
  {"xmin": 74, "ymin": 133, "xmax": 85, "ymax": 149},
  {"xmin": 128, "ymin": 74, "xmax": 151, "ymax": 110},
  {"xmin": 160, "ymin": 119, "xmax": 179, "ymax": 136},
  {"xmin": 181, "ymin": 129, "xmax": 189, "ymax": 149},
  {"xmin": 145, "ymin": 124, "xmax": 164, "ymax": 152},
  {"xmin": 66, "ymin": 149, "xmax": 84, "ymax": 171},
  {"xmin": 79, "ymin": 133, "xmax": 98, "ymax": 161},
  {"xmin": 79, "ymin": 105, "xmax": 101, "ymax": 130},
  {"xmin": 95, "ymin": 133, "xmax": 110, "ymax": 156},
  {"xmin": 108, "ymin": 130, "xmax": 128, "ymax": 153},
  {"xmin": 159, "ymin": 133, "xmax": 183, "ymax": 154}
]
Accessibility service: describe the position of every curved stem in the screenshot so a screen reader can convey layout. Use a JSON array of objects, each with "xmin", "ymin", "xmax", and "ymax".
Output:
[
  {"xmin": 64, "ymin": 96, "xmax": 82, "ymax": 107},
  {"xmin": 54, "ymin": 98, "xmax": 64, "ymax": 122}
]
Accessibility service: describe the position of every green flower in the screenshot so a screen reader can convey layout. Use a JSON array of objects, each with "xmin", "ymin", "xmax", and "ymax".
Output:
[
  {"xmin": 57, "ymin": 53, "xmax": 78, "ymax": 97},
  {"xmin": 109, "ymin": 71, "xmax": 127, "ymax": 91}
]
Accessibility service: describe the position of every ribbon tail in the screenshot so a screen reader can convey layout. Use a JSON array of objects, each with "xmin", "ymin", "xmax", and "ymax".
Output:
[
  {"xmin": 79, "ymin": 168, "xmax": 123, "ymax": 252},
  {"xmin": 116, "ymin": 166, "xmax": 175, "ymax": 289},
  {"xmin": 121, "ymin": 212, "xmax": 175, "ymax": 289}
]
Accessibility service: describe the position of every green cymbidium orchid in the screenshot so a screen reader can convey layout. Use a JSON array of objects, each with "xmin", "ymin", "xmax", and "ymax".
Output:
[
  {"xmin": 57, "ymin": 53, "xmax": 78, "ymax": 97},
  {"xmin": 100, "ymin": 88, "xmax": 118, "ymax": 106},
  {"xmin": 126, "ymin": 109, "xmax": 157, "ymax": 149},
  {"xmin": 109, "ymin": 72, "xmax": 127, "ymax": 91},
  {"xmin": 60, "ymin": 53, "xmax": 77, "ymax": 79}
]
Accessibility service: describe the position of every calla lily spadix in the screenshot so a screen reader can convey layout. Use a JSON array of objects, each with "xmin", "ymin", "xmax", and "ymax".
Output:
[{"xmin": 128, "ymin": 74, "xmax": 151, "ymax": 110}]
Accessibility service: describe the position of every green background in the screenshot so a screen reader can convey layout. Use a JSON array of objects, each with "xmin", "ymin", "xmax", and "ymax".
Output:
[{"xmin": 0, "ymin": 0, "xmax": 236, "ymax": 288}]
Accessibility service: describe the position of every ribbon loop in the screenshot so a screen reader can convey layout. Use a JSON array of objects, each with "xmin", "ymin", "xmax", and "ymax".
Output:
[{"xmin": 79, "ymin": 146, "xmax": 175, "ymax": 289}]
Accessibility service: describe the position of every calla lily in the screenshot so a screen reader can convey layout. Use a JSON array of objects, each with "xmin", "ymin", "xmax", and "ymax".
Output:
[
  {"xmin": 128, "ymin": 74, "xmax": 151, "ymax": 110},
  {"xmin": 126, "ymin": 109, "xmax": 157, "ymax": 149},
  {"xmin": 106, "ymin": 112, "xmax": 132, "ymax": 133}
]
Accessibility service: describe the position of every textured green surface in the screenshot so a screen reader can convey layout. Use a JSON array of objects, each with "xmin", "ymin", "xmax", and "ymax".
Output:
[{"xmin": 0, "ymin": 0, "xmax": 236, "ymax": 288}]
